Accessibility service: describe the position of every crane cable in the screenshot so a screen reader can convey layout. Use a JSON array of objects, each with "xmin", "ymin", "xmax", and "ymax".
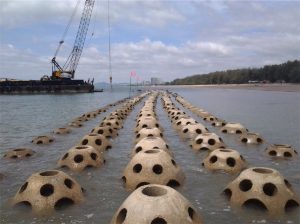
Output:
[
  {"xmin": 53, "ymin": 0, "xmax": 81, "ymax": 58},
  {"xmin": 108, "ymin": 0, "xmax": 112, "ymax": 90}
]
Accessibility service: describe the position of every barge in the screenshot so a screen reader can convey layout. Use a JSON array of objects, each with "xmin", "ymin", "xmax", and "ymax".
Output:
[{"xmin": 0, "ymin": 78, "xmax": 94, "ymax": 94}]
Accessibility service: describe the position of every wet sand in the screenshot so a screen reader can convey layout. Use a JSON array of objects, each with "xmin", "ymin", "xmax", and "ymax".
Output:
[{"xmin": 159, "ymin": 84, "xmax": 300, "ymax": 92}]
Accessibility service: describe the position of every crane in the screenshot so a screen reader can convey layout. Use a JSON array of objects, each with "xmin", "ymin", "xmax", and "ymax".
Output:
[{"xmin": 51, "ymin": 0, "xmax": 95, "ymax": 79}]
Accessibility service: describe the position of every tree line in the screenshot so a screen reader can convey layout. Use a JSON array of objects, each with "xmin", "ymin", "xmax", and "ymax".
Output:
[{"xmin": 168, "ymin": 60, "xmax": 300, "ymax": 85}]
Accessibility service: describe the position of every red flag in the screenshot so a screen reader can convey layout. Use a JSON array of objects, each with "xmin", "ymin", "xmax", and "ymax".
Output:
[{"xmin": 130, "ymin": 71, "xmax": 136, "ymax": 77}]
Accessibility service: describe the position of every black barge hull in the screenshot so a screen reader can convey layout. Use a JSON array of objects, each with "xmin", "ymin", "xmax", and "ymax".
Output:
[{"xmin": 0, "ymin": 79, "xmax": 94, "ymax": 94}]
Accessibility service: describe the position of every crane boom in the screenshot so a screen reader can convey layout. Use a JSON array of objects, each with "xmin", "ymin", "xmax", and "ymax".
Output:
[{"xmin": 52, "ymin": 0, "xmax": 95, "ymax": 79}]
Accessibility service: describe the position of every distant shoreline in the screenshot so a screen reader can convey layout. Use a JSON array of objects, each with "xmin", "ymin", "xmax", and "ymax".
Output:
[{"xmin": 155, "ymin": 83, "xmax": 300, "ymax": 93}]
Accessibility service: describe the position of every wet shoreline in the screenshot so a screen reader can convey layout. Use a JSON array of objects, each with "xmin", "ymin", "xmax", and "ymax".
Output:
[{"xmin": 158, "ymin": 84, "xmax": 300, "ymax": 92}]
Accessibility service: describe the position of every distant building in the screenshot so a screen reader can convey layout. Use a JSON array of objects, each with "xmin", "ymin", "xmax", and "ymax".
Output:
[{"xmin": 151, "ymin": 77, "xmax": 163, "ymax": 85}]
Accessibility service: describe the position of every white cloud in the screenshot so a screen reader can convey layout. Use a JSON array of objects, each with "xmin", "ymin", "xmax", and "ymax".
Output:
[{"xmin": 0, "ymin": 1, "xmax": 300, "ymax": 83}]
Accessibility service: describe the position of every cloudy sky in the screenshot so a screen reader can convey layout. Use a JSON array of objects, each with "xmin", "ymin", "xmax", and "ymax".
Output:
[{"xmin": 1, "ymin": 0, "xmax": 300, "ymax": 83}]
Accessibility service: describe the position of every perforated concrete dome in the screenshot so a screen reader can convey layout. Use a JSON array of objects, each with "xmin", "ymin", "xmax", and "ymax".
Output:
[
  {"xmin": 170, "ymin": 114, "xmax": 189, "ymax": 124},
  {"xmin": 203, "ymin": 115, "xmax": 218, "ymax": 123},
  {"xmin": 132, "ymin": 137, "xmax": 172, "ymax": 157},
  {"xmin": 137, "ymin": 111, "xmax": 156, "ymax": 118},
  {"xmin": 101, "ymin": 119, "xmax": 123, "ymax": 130},
  {"xmin": 239, "ymin": 132, "xmax": 264, "ymax": 144},
  {"xmin": 223, "ymin": 167, "xmax": 300, "ymax": 215},
  {"xmin": 78, "ymin": 134, "xmax": 112, "ymax": 153},
  {"xmin": 135, "ymin": 118, "xmax": 160, "ymax": 133},
  {"xmin": 82, "ymin": 111, "xmax": 98, "ymax": 119},
  {"xmin": 91, "ymin": 126, "xmax": 118, "ymax": 138},
  {"xmin": 4, "ymin": 148, "xmax": 35, "ymax": 159},
  {"xmin": 194, "ymin": 110, "xmax": 211, "ymax": 118},
  {"xmin": 265, "ymin": 144, "xmax": 298, "ymax": 158},
  {"xmin": 53, "ymin": 127, "xmax": 71, "ymax": 135},
  {"xmin": 12, "ymin": 170, "xmax": 84, "ymax": 214},
  {"xmin": 211, "ymin": 119, "xmax": 227, "ymax": 127},
  {"xmin": 192, "ymin": 133, "xmax": 226, "ymax": 152},
  {"xmin": 174, "ymin": 118, "xmax": 198, "ymax": 131},
  {"xmin": 122, "ymin": 149, "xmax": 185, "ymax": 190},
  {"xmin": 221, "ymin": 123, "xmax": 247, "ymax": 134},
  {"xmin": 202, "ymin": 148, "xmax": 247, "ymax": 174},
  {"xmin": 69, "ymin": 121, "xmax": 83, "ymax": 128},
  {"xmin": 180, "ymin": 124, "xmax": 209, "ymax": 140},
  {"xmin": 31, "ymin": 136, "xmax": 54, "ymax": 145},
  {"xmin": 72, "ymin": 117, "xmax": 88, "ymax": 123},
  {"xmin": 58, "ymin": 145, "xmax": 104, "ymax": 171},
  {"xmin": 135, "ymin": 128, "xmax": 163, "ymax": 144},
  {"xmin": 111, "ymin": 184, "xmax": 202, "ymax": 224}
]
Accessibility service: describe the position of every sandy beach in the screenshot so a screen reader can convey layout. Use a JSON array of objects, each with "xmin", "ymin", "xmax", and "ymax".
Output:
[{"xmin": 159, "ymin": 83, "xmax": 300, "ymax": 92}]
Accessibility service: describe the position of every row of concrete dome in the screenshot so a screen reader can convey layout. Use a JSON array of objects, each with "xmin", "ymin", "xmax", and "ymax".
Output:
[
  {"xmin": 174, "ymin": 93, "xmax": 298, "ymax": 158},
  {"xmin": 113, "ymin": 91, "xmax": 203, "ymax": 223},
  {"xmin": 161, "ymin": 91, "xmax": 299, "ymax": 216},
  {"xmin": 3, "ymin": 97, "xmax": 129, "ymax": 159},
  {"xmin": 7, "ymin": 93, "xmax": 149, "ymax": 214}
]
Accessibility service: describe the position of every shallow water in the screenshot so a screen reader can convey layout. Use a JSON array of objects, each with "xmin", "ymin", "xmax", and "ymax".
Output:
[{"xmin": 0, "ymin": 86, "xmax": 299, "ymax": 223}]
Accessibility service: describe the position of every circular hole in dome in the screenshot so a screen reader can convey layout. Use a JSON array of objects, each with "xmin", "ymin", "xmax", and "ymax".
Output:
[
  {"xmin": 54, "ymin": 197, "xmax": 74, "ymax": 211},
  {"xmin": 210, "ymin": 156, "xmax": 218, "ymax": 163},
  {"xmin": 223, "ymin": 188, "xmax": 232, "ymax": 199},
  {"xmin": 268, "ymin": 150, "xmax": 277, "ymax": 156},
  {"xmin": 13, "ymin": 201, "xmax": 32, "ymax": 212},
  {"xmin": 81, "ymin": 139, "xmax": 88, "ymax": 145},
  {"xmin": 253, "ymin": 168, "xmax": 273, "ymax": 174},
  {"xmin": 36, "ymin": 140, "xmax": 43, "ymax": 144},
  {"xmin": 90, "ymin": 153, "xmax": 97, "ymax": 160},
  {"xmin": 236, "ymin": 130, "xmax": 242, "ymax": 134},
  {"xmin": 152, "ymin": 164, "xmax": 163, "ymax": 174},
  {"xmin": 263, "ymin": 183, "xmax": 277, "ymax": 196},
  {"xmin": 241, "ymin": 138, "xmax": 248, "ymax": 143},
  {"xmin": 133, "ymin": 164, "xmax": 142, "ymax": 173},
  {"xmin": 122, "ymin": 176, "xmax": 126, "ymax": 183},
  {"xmin": 196, "ymin": 129, "xmax": 202, "ymax": 134},
  {"xmin": 151, "ymin": 217, "xmax": 167, "ymax": 224},
  {"xmin": 239, "ymin": 179, "xmax": 253, "ymax": 192},
  {"xmin": 74, "ymin": 154, "xmax": 84, "ymax": 163},
  {"xmin": 145, "ymin": 150, "xmax": 159, "ymax": 154},
  {"xmin": 136, "ymin": 134, "xmax": 140, "ymax": 138},
  {"xmin": 257, "ymin": 138, "xmax": 263, "ymax": 143},
  {"xmin": 98, "ymin": 130, "xmax": 104, "ymax": 134},
  {"xmin": 220, "ymin": 149, "xmax": 231, "ymax": 152},
  {"xmin": 284, "ymin": 179, "xmax": 292, "ymax": 189},
  {"xmin": 167, "ymin": 179, "xmax": 180, "ymax": 188},
  {"xmin": 208, "ymin": 139, "xmax": 216, "ymax": 145},
  {"xmin": 171, "ymin": 159, "xmax": 177, "ymax": 167},
  {"xmin": 116, "ymin": 208, "xmax": 127, "ymax": 224},
  {"xmin": 285, "ymin": 200, "xmax": 299, "ymax": 212},
  {"xmin": 243, "ymin": 199, "xmax": 268, "ymax": 211},
  {"xmin": 19, "ymin": 182, "xmax": 28, "ymax": 193},
  {"xmin": 64, "ymin": 179, "xmax": 73, "ymax": 189},
  {"xmin": 226, "ymin": 157, "xmax": 236, "ymax": 167},
  {"xmin": 196, "ymin": 138, "xmax": 203, "ymax": 144},
  {"xmin": 183, "ymin": 129, "xmax": 188, "ymax": 133},
  {"xmin": 40, "ymin": 184, "xmax": 54, "ymax": 197},
  {"xmin": 284, "ymin": 151, "xmax": 292, "ymax": 157},
  {"xmin": 40, "ymin": 171, "xmax": 58, "ymax": 176},
  {"xmin": 76, "ymin": 146, "xmax": 88, "ymax": 150},
  {"xmin": 136, "ymin": 146, "xmax": 142, "ymax": 153},
  {"xmin": 142, "ymin": 186, "xmax": 167, "ymax": 197},
  {"xmin": 222, "ymin": 129, "xmax": 228, "ymax": 133},
  {"xmin": 188, "ymin": 207, "xmax": 195, "ymax": 220},
  {"xmin": 95, "ymin": 139, "xmax": 102, "ymax": 146}
]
